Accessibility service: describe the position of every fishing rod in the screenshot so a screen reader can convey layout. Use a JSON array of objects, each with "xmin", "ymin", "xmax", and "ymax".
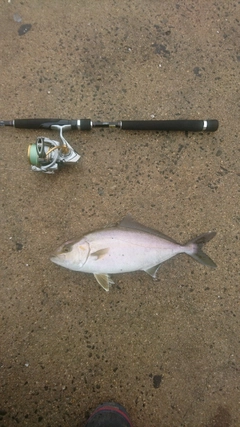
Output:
[{"xmin": 0, "ymin": 117, "xmax": 219, "ymax": 173}]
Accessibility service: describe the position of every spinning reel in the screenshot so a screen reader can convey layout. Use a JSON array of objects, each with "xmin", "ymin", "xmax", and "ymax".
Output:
[{"xmin": 27, "ymin": 125, "xmax": 80, "ymax": 173}]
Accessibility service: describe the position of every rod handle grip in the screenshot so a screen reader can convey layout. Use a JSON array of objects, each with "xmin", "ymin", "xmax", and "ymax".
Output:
[
  {"xmin": 14, "ymin": 118, "xmax": 61, "ymax": 128},
  {"xmin": 14, "ymin": 118, "xmax": 80, "ymax": 129}
]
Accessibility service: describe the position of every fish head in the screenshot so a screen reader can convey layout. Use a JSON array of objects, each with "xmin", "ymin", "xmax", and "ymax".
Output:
[{"xmin": 50, "ymin": 238, "xmax": 90, "ymax": 271}]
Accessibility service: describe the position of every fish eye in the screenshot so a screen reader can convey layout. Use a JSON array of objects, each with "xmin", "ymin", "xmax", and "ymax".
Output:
[{"xmin": 63, "ymin": 245, "xmax": 71, "ymax": 253}]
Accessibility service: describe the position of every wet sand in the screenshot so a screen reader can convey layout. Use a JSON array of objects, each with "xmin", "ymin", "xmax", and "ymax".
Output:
[{"xmin": 0, "ymin": 1, "xmax": 239, "ymax": 426}]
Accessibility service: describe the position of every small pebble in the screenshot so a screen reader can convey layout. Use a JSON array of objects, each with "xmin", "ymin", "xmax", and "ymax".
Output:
[
  {"xmin": 18, "ymin": 24, "xmax": 32, "ymax": 36},
  {"xmin": 153, "ymin": 374, "xmax": 162, "ymax": 388},
  {"xmin": 13, "ymin": 13, "xmax": 22, "ymax": 23}
]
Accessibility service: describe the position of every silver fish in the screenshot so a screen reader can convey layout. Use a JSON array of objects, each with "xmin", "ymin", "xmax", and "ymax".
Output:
[{"xmin": 50, "ymin": 215, "xmax": 216, "ymax": 291}]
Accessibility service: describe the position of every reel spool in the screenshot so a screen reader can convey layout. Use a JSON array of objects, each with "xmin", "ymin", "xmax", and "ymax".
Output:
[{"xmin": 27, "ymin": 125, "xmax": 80, "ymax": 173}]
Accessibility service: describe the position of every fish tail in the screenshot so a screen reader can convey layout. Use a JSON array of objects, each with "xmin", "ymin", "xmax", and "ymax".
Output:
[{"xmin": 185, "ymin": 232, "xmax": 217, "ymax": 268}]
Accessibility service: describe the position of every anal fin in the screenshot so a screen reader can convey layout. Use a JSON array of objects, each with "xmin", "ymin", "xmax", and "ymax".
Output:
[{"xmin": 144, "ymin": 264, "xmax": 162, "ymax": 279}]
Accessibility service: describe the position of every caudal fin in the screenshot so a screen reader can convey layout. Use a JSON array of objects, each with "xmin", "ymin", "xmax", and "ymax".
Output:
[{"xmin": 186, "ymin": 232, "xmax": 217, "ymax": 268}]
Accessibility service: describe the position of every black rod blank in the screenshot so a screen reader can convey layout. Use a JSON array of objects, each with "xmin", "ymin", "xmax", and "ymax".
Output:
[
  {"xmin": 0, "ymin": 118, "xmax": 219, "ymax": 132},
  {"xmin": 120, "ymin": 120, "xmax": 218, "ymax": 132}
]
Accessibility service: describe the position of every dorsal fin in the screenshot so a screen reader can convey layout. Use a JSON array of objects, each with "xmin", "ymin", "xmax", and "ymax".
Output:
[{"xmin": 119, "ymin": 214, "xmax": 179, "ymax": 244}]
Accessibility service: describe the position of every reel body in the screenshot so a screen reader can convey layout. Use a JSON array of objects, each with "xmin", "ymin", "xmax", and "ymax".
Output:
[{"xmin": 27, "ymin": 125, "xmax": 80, "ymax": 173}]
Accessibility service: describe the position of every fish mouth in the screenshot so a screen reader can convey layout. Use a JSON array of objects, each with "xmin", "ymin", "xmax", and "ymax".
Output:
[
  {"xmin": 50, "ymin": 246, "xmax": 64, "ymax": 261},
  {"xmin": 50, "ymin": 255, "xmax": 60, "ymax": 264}
]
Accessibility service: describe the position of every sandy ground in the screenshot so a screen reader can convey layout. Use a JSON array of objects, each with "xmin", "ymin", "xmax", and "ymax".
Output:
[{"xmin": 0, "ymin": 1, "xmax": 239, "ymax": 426}]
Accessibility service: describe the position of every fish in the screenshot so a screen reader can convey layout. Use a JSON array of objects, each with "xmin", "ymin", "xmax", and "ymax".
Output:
[{"xmin": 50, "ymin": 215, "xmax": 216, "ymax": 291}]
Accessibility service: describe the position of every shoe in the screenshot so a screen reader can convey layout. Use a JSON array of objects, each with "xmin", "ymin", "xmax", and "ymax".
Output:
[{"xmin": 85, "ymin": 401, "xmax": 133, "ymax": 427}]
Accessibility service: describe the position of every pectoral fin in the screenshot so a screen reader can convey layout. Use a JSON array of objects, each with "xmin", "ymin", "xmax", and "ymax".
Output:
[
  {"xmin": 94, "ymin": 273, "xmax": 114, "ymax": 291},
  {"xmin": 144, "ymin": 264, "xmax": 162, "ymax": 279},
  {"xmin": 90, "ymin": 248, "xmax": 109, "ymax": 260}
]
